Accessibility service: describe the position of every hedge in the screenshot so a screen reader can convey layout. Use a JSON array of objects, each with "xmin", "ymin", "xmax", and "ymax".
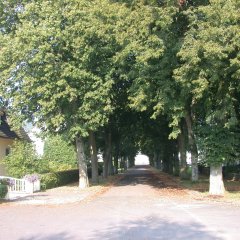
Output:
[
  {"xmin": 40, "ymin": 169, "xmax": 79, "ymax": 190},
  {"xmin": 41, "ymin": 163, "xmax": 104, "ymax": 190}
]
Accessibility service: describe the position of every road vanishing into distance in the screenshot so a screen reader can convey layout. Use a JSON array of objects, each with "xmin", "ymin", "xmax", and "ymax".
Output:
[{"xmin": 0, "ymin": 166, "xmax": 239, "ymax": 240}]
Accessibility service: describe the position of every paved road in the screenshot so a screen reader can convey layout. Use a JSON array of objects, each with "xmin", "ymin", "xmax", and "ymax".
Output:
[{"xmin": 0, "ymin": 166, "xmax": 239, "ymax": 240}]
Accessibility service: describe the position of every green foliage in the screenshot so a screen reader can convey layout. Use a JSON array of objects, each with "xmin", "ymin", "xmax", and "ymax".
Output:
[
  {"xmin": 0, "ymin": 0, "xmax": 122, "ymax": 138},
  {"xmin": 0, "ymin": 181, "xmax": 8, "ymax": 198},
  {"xmin": 40, "ymin": 173, "xmax": 59, "ymax": 189},
  {"xmin": 174, "ymin": 0, "xmax": 240, "ymax": 167},
  {"xmin": 43, "ymin": 135, "xmax": 77, "ymax": 171},
  {"xmin": 197, "ymin": 125, "xmax": 240, "ymax": 166},
  {"xmin": 175, "ymin": 0, "xmax": 240, "ymax": 119},
  {"xmin": 3, "ymin": 140, "xmax": 43, "ymax": 178},
  {"xmin": 40, "ymin": 169, "xmax": 79, "ymax": 190}
]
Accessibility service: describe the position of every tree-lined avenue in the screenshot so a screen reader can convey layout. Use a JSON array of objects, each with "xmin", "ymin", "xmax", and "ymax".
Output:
[{"xmin": 0, "ymin": 166, "xmax": 239, "ymax": 240}]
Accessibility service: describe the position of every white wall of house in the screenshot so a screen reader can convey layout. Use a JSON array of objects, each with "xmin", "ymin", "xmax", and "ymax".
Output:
[{"xmin": 0, "ymin": 138, "xmax": 13, "ymax": 176}]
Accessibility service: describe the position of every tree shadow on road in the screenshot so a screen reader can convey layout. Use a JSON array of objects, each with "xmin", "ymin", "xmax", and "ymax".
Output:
[
  {"xmin": 115, "ymin": 166, "xmax": 200, "ymax": 200},
  {"xmin": 116, "ymin": 167, "xmax": 178, "ymax": 189},
  {"xmin": 89, "ymin": 216, "xmax": 224, "ymax": 240}
]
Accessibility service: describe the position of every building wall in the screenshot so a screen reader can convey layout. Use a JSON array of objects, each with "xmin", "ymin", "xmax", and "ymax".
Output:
[{"xmin": 0, "ymin": 138, "xmax": 14, "ymax": 176}]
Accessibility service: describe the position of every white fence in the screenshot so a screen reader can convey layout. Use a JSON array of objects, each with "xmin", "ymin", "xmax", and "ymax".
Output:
[{"xmin": 0, "ymin": 176, "xmax": 40, "ymax": 200}]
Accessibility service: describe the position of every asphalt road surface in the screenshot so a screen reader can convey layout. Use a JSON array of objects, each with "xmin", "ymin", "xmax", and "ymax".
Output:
[{"xmin": 0, "ymin": 166, "xmax": 239, "ymax": 240}]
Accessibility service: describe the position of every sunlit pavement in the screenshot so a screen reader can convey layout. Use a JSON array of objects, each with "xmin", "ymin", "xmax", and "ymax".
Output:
[{"xmin": 0, "ymin": 166, "xmax": 239, "ymax": 240}]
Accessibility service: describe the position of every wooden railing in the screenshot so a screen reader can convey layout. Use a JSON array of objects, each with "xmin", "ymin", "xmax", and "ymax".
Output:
[
  {"xmin": 0, "ymin": 176, "xmax": 40, "ymax": 193},
  {"xmin": 0, "ymin": 176, "xmax": 27, "ymax": 193}
]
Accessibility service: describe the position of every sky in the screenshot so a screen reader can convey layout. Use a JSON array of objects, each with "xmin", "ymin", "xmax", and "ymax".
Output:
[
  {"xmin": 26, "ymin": 126, "xmax": 44, "ymax": 155},
  {"xmin": 135, "ymin": 154, "xmax": 149, "ymax": 165}
]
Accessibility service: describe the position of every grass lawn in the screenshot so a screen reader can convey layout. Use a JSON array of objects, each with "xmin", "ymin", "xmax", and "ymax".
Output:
[{"xmin": 179, "ymin": 176, "xmax": 240, "ymax": 204}]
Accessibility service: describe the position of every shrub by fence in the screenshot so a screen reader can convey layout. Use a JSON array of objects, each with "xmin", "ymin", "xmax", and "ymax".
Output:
[{"xmin": 0, "ymin": 184, "xmax": 8, "ymax": 198}]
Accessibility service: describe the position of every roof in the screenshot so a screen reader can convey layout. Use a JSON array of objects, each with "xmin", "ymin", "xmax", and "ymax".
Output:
[{"xmin": 0, "ymin": 110, "xmax": 31, "ymax": 142}]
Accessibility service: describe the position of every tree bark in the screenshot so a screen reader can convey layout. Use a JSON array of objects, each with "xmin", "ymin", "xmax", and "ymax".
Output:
[
  {"xmin": 128, "ymin": 154, "xmax": 135, "ymax": 168},
  {"xmin": 108, "ymin": 152, "xmax": 113, "ymax": 176},
  {"xmin": 173, "ymin": 142, "xmax": 180, "ymax": 176},
  {"xmin": 120, "ymin": 156, "xmax": 125, "ymax": 172},
  {"xmin": 209, "ymin": 164, "xmax": 225, "ymax": 196},
  {"xmin": 178, "ymin": 130, "xmax": 188, "ymax": 179},
  {"xmin": 89, "ymin": 131, "xmax": 98, "ymax": 184},
  {"xmin": 76, "ymin": 136, "xmax": 89, "ymax": 188},
  {"xmin": 103, "ymin": 130, "xmax": 111, "ymax": 178},
  {"xmin": 162, "ymin": 142, "xmax": 173, "ymax": 174},
  {"xmin": 113, "ymin": 143, "xmax": 119, "ymax": 174},
  {"xmin": 123, "ymin": 156, "xmax": 128, "ymax": 170},
  {"xmin": 154, "ymin": 151, "xmax": 161, "ymax": 169},
  {"xmin": 185, "ymin": 111, "xmax": 199, "ymax": 181}
]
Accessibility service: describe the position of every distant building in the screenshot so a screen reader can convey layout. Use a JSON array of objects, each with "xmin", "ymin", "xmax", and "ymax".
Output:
[{"xmin": 0, "ymin": 109, "xmax": 30, "ymax": 175}]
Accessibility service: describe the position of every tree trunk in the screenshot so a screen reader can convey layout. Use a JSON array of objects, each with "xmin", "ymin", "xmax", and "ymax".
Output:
[
  {"xmin": 123, "ymin": 156, "xmax": 128, "ymax": 170},
  {"xmin": 178, "ymin": 131, "xmax": 188, "ymax": 179},
  {"xmin": 163, "ymin": 142, "xmax": 173, "ymax": 174},
  {"xmin": 76, "ymin": 136, "xmax": 89, "ymax": 188},
  {"xmin": 103, "ymin": 130, "xmax": 111, "ymax": 178},
  {"xmin": 108, "ymin": 152, "xmax": 113, "ymax": 176},
  {"xmin": 185, "ymin": 111, "xmax": 198, "ymax": 181},
  {"xmin": 113, "ymin": 144, "xmax": 119, "ymax": 174},
  {"xmin": 173, "ymin": 144, "xmax": 180, "ymax": 176},
  {"xmin": 153, "ymin": 151, "xmax": 157, "ymax": 168},
  {"xmin": 120, "ymin": 156, "xmax": 125, "ymax": 172},
  {"xmin": 149, "ymin": 153, "xmax": 154, "ymax": 167},
  {"xmin": 89, "ymin": 131, "xmax": 98, "ymax": 184},
  {"xmin": 154, "ymin": 151, "xmax": 161, "ymax": 169},
  {"xmin": 209, "ymin": 164, "xmax": 225, "ymax": 196},
  {"xmin": 128, "ymin": 154, "xmax": 135, "ymax": 168}
]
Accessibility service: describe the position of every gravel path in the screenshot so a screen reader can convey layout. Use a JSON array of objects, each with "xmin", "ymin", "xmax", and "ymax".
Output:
[{"xmin": 0, "ymin": 166, "xmax": 239, "ymax": 240}]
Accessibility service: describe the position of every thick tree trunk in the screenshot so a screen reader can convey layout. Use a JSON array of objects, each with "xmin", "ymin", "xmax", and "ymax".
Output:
[
  {"xmin": 120, "ymin": 156, "xmax": 125, "ymax": 172},
  {"xmin": 154, "ymin": 151, "xmax": 161, "ymax": 169},
  {"xmin": 153, "ymin": 151, "xmax": 157, "ymax": 168},
  {"xmin": 103, "ymin": 152, "xmax": 108, "ymax": 178},
  {"xmin": 185, "ymin": 111, "xmax": 198, "ymax": 181},
  {"xmin": 173, "ymin": 145, "xmax": 180, "ymax": 176},
  {"xmin": 163, "ymin": 143, "xmax": 173, "ymax": 174},
  {"xmin": 162, "ymin": 149, "xmax": 173, "ymax": 174},
  {"xmin": 123, "ymin": 156, "xmax": 128, "ymax": 170},
  {"xmin": 178, "ymin": 131, "xmax": 188, "ymax": 179},
  {"xmin": 128, "ymin": 154, "xmax": 135, "ymax": 168},
  {"xmin": 153, "ymin": 151, "xmax": 161, "ymax": 169},
  {"xmin": 108, "ymin": 152, "xmax": 114, "ymax": 176},
  {"xmin": 89, "ymin": 131, "xmax": 98, "ymax": 184},
  {"xmin": 113, "ymin": 146, "xmax": 119, "ymax": 174},
  {"xmin": 162, "ymin": 149, "xmax": 168, "ymax": 173},
  {"xmin": 209, "ymin": 164, "xmax": 225, "ymax": 196},
  {"xmin": 148, "ymin": 153, "xmax": 154, "ymax": 167},
  {"xmin": 103, "ymin": 130, "xmax": 111, "ymax": 178},
  {"xmin": 76, "ymin": 136, "xmax": 89, "ymax": 188}
]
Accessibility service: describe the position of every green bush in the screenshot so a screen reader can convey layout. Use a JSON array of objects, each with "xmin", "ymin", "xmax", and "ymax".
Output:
[
  {"xmin": 0, "ymin": 183, "xmax": 8, "ymax": 198},
  {"xmin": 41, "ymin": 169, "xmax": 79, "ymax": 190},
  {"xmin": 40, "ymin": 173, "xmax": 59, "ymax": 189},
  {"xmin": 3, "ymin": 140, "xmax": 42, "ymax": 178},
  {"xmin": 42, "ymin": 135, "xmax": 77, "ymax": 172}
]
